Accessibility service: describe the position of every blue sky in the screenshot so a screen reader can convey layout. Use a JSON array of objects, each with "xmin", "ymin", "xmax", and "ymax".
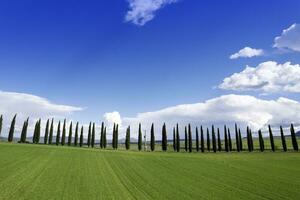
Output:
[{"xmin": 0, "ymin": 0, "xmax": 300, "ymax": 136}]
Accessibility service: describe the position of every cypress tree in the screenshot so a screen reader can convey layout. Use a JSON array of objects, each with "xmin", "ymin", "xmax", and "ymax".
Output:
[
  {"xmin": 217, "ymin": 128, "xmax": 221, "ymax": 152},
  {"xmin": 48, "ymin": 119, "xmax": 54, "ymax": 144},
  {"xmin": 173, "ymin": 127, "xmax": 176, "ymax": 151},
  {"xmin": 228, "ymin": 128, "xmax": 232, "ymax": 151},
  {"xmin": 258, "ymin": 130, "xmax": 264, "ymax": 152},
  {"xmin": 280, "ymin": 126, "xmax": 287, "ymax": 152},
  {"xmin": 36, "ymin": 119, "xmax": 41, "ymax": 144},
  {"xmin": 235, "ymin": 123, "xmax": 240, "ymax": 152},
  {"xmin": 56, "ymin": 121, "xmax": 61, "ymax": 145},
  {"xmin": 115, "ymin": 124, "xmax": 119, "ymax": 149},
  {"xmin": 212, "ymin": 125, "xmax": 216, "ymax": 153},
  {"xmin": 100, "ymin": 122, "xmax": 104, "ymax": 148},
  {"xmin": 44, "ymin": 119, "xmax": 49, "ymax": 144},
  {"xmin": 176, "ymin": 123, "xmax": 180, "ymax": 152},
  {"xmin": 184, "ymin": 126, "xmax": 188, "ymax": 152},
  {"xmin": 8, "ymin": 114, "xmax": 17, "ymax": 142},
  {"xmin": 79, "ymin": 126, "xmax": 83, "ymax": 147},
  {"xmin": 247, "ymin": 126, "xmax": 251, "ymax": 152},
  {"xmin": 151, "ymin": 123, "xmax": 155, "ymax": 151},
  {"xmin": 68, "ymin": 122, "xmax": 73, "ymax": 146},
  {"xmin": 249, "ymin": 129, "xmax": 254, "ymax": 151},
  {"xmin": 91, "ymin": 123, "xmax": 95, "ymax": 148},
  {"xmin": 103, "ymin": 127, "xmax": 107, "ymax": 149},
  {"xmin": 125, "ymin": 126, "xmax": 130, "ymax": 150},
  {"xmin": 196, "ymin": 127, "xmax": 199, "ymax": 152},
  {"xmin": 20, "ymin": 117, "xmax": 29, "ymax": 143},
  {"xmin": 268, "ymin": 125, "xmax": 275, "ymax": 152},
  {"xmin": 61, "ymin": 119, "xmax": 66, "ymax": 146},
  {"xmin": 238, "ymin": 129, "xmax": 243, "ymax": 151},
  {"xmin": 200, "ymin": 126, "xmax": 204, "ymax": 152},
  {"xmin": 162, "ymin": 123, "xmax": 167, "ymax": 151},
  {"xmin": 0, "ymin": 114, "xmax": 2, "ymax": 136},
  {"xmin": 290, "ymin": 124, "xmax": 299, "ymax": 151},
  {"xmin": 87, "ymin": 122, "xmax": 91, "ymax": 147},
  {"xmin": 33, "ymin": 120, "xmax": 39, "ymax": 143},
  {"xmin": 207, "ymin": 128, "xmax": 210, "ymax": 151},
  {"xmin": 138, "ymin": 123, "xmax": 142, "ymax": 151},
  {"xmin": 74, "ymin": 122, "xmax": 79, "ymax": 146},
  {"xmin": 112, "ymin": 123, "xmax": 116, "ymax": 149},
  {"xmin": 224, "ymin": 125, "xmax": 228, "ymax": 152},
  {"xmin": 188, "ymin": 124, "xmax": 192, "ymax": 153}
]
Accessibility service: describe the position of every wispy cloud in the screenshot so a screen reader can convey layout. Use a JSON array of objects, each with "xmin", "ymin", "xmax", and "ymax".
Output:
[
  {"xmin": 125, "ymin": 0, "xmax": 178, "ymax": 26},
  {"xmin": 230, "ymin": 47, "xmax": 264, "ymax": 59}
]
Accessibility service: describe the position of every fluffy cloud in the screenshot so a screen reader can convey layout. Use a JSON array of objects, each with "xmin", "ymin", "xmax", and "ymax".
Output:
[
  {"xmin": 219, "ymin": 61, "xmax": 300, "ymax": 93},
  {"xmin": 103, "ymin": 111, "xmax": 122, "ymax": 129},
  {"xmin": 125, "ymin": 0, "xmax": 178, "ymax": 26},
  {"xmin": 229, "ymin": 47, "xmax": 264, "ymax": 59},
  {"xmin": 273, "ymin": 23, "xmax": 300, "ymax": 52}
]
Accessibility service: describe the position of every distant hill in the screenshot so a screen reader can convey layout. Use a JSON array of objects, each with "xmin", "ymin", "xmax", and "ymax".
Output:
[{"xmin": 296, "ymin": 131, "xmax": 300, "ymax": 137}]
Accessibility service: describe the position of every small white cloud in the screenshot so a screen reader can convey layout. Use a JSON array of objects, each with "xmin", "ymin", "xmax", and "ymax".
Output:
[
  {"xmin": 125, "ymin": 0, "xmax": 178, "ymax": 26},
  {"xmin": 219, "ymin": 61, "xmax": 300, "ymax": 93},
  {"xmin": 230, "ymin": 47, "xmax": 264, "ymax": 59},
  {"xmin": 273, "ymin": 23, "xmax": 300, "ymax": 52},
  {"xmin": 103, "ymin": 111, "xmax": 122, "ymax": 128}
]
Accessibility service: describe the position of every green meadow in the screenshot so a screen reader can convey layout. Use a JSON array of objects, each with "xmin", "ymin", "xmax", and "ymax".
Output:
[{"xmin": 0, "ymin": 143, "xmax": 299, "ymax": 200}]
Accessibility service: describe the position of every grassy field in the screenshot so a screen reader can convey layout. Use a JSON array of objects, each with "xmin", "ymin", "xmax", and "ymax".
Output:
[{"xmin": 0, "ymin": 143, "xmax": 299, "ymax": 200}]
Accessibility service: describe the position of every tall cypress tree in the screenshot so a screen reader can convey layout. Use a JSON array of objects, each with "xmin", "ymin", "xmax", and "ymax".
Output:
[
  {"xmin": 91, "ymin": 123, "xmax": 95, "ymax": 148},
  {"xmin": 249, "ymin": 129, "xmax": 254, "ymax": 151},
  {"xmin": 176, "ymin": 124, "xmax": 180, "ymax": 152},
  {"xmin": 196, "ymin": 127, "xmax": 199, "ymax": 152},
  {"xmin": 44, "ymin": 119, "xmax": 49, "ymax": 144},
  {"xmin": 20, "ymin": 117, "xmax": 29, "ymax": 143},
  {"xmin": 228, "ymin": 128, "xmax": 232, "ymax": 151},
  {"xmin": 8, "ymin": 114, "xmax": 17, "ymax": 142},
  {"xmin": 173, "ymin": 127, "xmax": 176, "ymax": 151},
  {"xmin": 61, "ymin": 119, "xmax": 66, "ymax": 146},
  {"xmin": 0, "ymin": 114, "xmax": 3, "ymax": 137},
  {"xmin": 151, "ymin": 123, "xmax": 155, "ymax": 151},
  {"xmin": 162, "ymin": 123, "xmax": 167, "ymax": 151},
  {"xmin": 290, "ymin": 124, "xmax": 299, "ymax": 151},
  {"xmin": 68, "ymin": 122, "xmax": 73, "ymax": 146},
  {"xmin": 115, "ymin": 124, "xmax": 119, "ymax": 149},
  {"xmin": 188, "ymin": 124, "xmax": 192, "ymax": 153},
  {"xmin": 212, "ymin": 125, "xmax": 216, "ymax": 153},
  {"xmin": 87, "ymin": 122, "xmax": 91, "ymax": 147},
  {"xmin": 48, "ymin": 118, "xmax": 54, "ymax": 145},
  {"xmin": 280, "ymin": 126, "xmax": 287, "ymax": 152},
  {"xmin": 217, "ymin": 128, "xmax": 221, "ymax": 152},
  {"xmin": 103, "ymin": 127, "xmax": 107, "ymax": 149},
  {"xmin": 74, "ymin": 122, "xmax": 79, "ymax": 146},
  {"xmin": 138, "ymin": 123, "xmax": 142, "ymax": 151},
  {"xmin": 258, "ymin": 130, "xmax": 264, "ymax": 152},
  {"xmin": 268, "ymin": 125, "xmax": 275, "ymax": 152},
  {"xmin": 200, "ymin": 126, "xmax": 204, "ymax": 152},
  {"xmin": 100, "ymin": 122, "xmax": 104, "ymax": 148},
  {"xmin": 56, "ymin": 121, "xmax": 61, "ymax": 145},
  {"xmin": 184, "ymin": 126, "xmax": 188, "ymax": 152},
  {"xmin": 33, "ymin": 119, "xmax": 39, "ymax": 144},
  {"xmin": 79, "ymin": 126, "xmax": 83, "ymax": 147},
  {"xmin": 235, "ymin": 123, "xmax": 240, "ymax": 152},
  {"xmin": 125, "ymin": 126, "xmax": 130, "ymax": 150},
  {"xmin": 247, "ymin": 126, "xmax": 251, "ymax": 152},
  {"xmin": 238, "ymin": 129, "xmax": 243, "ymax": 151},
  {"xmin": 207, "ymin": 128, "xmax": 210, "ymax": 151},
  {"xmin": 224, "ymin": 125, "xmax": 228, "ymax": 152},
  {"xmin": 36, "ymin": 119, "xmax": 41, "ymax": 144}
]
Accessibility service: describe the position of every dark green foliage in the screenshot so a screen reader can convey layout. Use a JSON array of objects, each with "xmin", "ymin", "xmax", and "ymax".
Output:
[
  {"xmin": 150, "ymin": 123, "xmax": 155, "ymax": 151},
  {"xmin": 247, "ymin": 127, "xmax": 251, "ymax": 152},
  {"xmin": 103, "ymin": 127, "xmax": 107, "ymax": 149},
  {"xmin": 184, "ymin": 126, "xmax": 188, "ymax": 152},
  {"xmin": 217, "ymin": 128, "xmax": 221, "ymax": 152},
  {"xmin": 212, "ymin": 125, "xmax": 216, "ymax": 153},
  {"xmin": 138, "ymin": 123, "xmax": 142, "ymax": 151},
  {"xmin": 249, "ymin": 129, "xmax": 254, "ymax": 151},
  {"xmin": 0, "ymin": 114, "xmax": 2, "ymax": 136},
  {"xmin": 8, "ymin": 114, "xmax": 16, "ymax": 142},
  {"xmin": 207, "ymin": 128, "xmax": 210, "ymax": 151},
  {"xmin": 48, "ymin": 119, "xmax": 54, "ymax": 145},
  {"xmin": 56, "ymin": 121, "xmax": 61, "ymax": 145},
  {"xmin": 200, "ymin": 126, "xmax": 204, "ymax": 152},
  {"xmin": 228, "ymin": 128, "xmax": 232, "ymax": 151},
  {"xmin": 162, "ymin": 123, "xmax": 167, "ymax": 151},
  {"xmin": 112, "ymin": 123, "xmax": 116, "ymax": 149},
  {"xmin": 196, "ymin": 127, "xmax": 199, "ymax": 152},
  {"xmin": 176, "ymin": 124, "xmax": 180, "ymax": 152},
  {"xmin": 44, "ymin": 119, "xmax": 49, "ymax": 144},
  {"xmin": 91, "ymin": 123, "xmax": 95, "ymax": 148},
  {"xmin": 290, "ymin": 124, "xmax": 299, "ymax": 151},
  {"xmin": 188, "ymin": 124, "xmax": 192, "ymax": 153},
  {"xmin": 238, "ymin": 129, "xmax": 243, "ymax": 151},
  {"xmin": 258, "ymin": 130, "xmax": 264, "ymax": 152},
  {"xmin": 61, "ymin": 119, "xmax": 66, "ymax": 146},
  {"xmin": 68, "ymin": 122, "xmax": 73, "ymax": 146},
  {"xmin": 32, "ymin": 119, "xmax": 41, "ymax": 144},
  {"xmin": 20, "ymin": 117, "xmax": 29, "ymax": 143},
  {"xmin": 115, "ymin": 124, "xmax": 119, "ymax": 149},
  {"xmin": 268, "ymin": 125, "xmax": 275, "ymax": 152},
  {"xmin": 74, "ymin": 122, "xmax": 79, "ymax": 146},
  {"xmin": 224, "ymin": 125, "xmax": 228, "ymax": 152},
  {"xmin": 280, "ymin": 126, "xmax": 287, "ymax": 152},
  {"xmin": 125, "ymin": 126, "xmax": 130, "ymax": 150},
  {"xmin": 173, "ymin": 127, "xmax": 176, "ymax": 151},
  {"xmin": 100, "ymin": 122, "xmax": 104, "ymax": 148},
  {"xmin": 79, "ymin": 126, "xmax": 83, "ymax": 147},
  {"xmin": 87, "ymin": 122, "xmax": 91, "ymax": 147},
  {"xmin": 235, "ymin": 123, "xmax": 240, "ymax": 152}
]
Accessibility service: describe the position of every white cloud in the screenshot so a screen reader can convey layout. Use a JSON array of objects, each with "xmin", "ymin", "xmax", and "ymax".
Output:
[
  {"xmin": 273, "ymin": 23, "xmax": 300, "ymax": 52},
  {"xmin": 230, "ymin": 47, "xmax": 264, "ymax": 59},
  {"xmin": 125, "ymin": 0, "xmax": 178, "ymax": 26},
  {"xmin": 219, "ymin": 61, "xmax": 300, "ymax": 93},
  {"xmin": 103, "ymin": 111, "xmax": 122, "ymax": 128}
]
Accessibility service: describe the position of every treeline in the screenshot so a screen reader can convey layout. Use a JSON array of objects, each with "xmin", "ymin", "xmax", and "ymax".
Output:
[{"xmin": 0, "ymin": 114, "xmax": 299, "ymax": 152}]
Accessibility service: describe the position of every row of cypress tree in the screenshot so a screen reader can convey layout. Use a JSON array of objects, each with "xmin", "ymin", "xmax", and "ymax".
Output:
[{"xmin": 0, "ymin": 114, "xmax": 299, "ymax": 152}]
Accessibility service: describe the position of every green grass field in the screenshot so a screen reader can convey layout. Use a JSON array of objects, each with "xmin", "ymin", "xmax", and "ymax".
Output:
[{"xmin": 0, "ymin": 143, "xmax": 299, "ymax": 200}]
